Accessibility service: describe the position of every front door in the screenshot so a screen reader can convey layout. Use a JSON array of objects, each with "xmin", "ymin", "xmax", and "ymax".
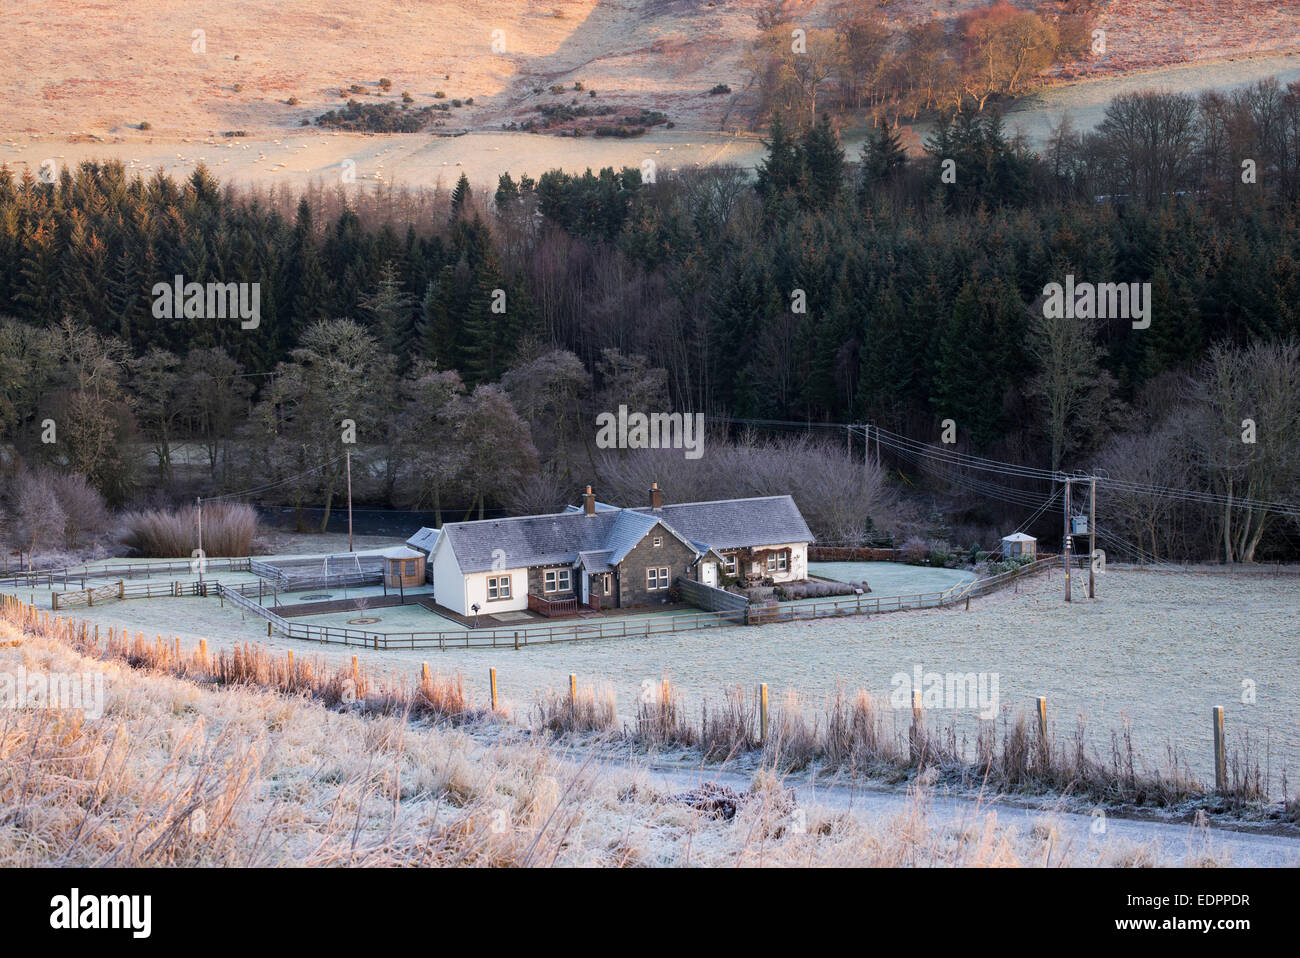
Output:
[{"xmin": 701, "ymin": 561, "xmax": 718, "ymax": 587}]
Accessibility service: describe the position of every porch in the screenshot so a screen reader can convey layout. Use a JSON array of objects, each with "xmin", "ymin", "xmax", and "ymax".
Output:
[{"xmin": 527, "ymin": 593, "xmax": 581, "ymax": 617}]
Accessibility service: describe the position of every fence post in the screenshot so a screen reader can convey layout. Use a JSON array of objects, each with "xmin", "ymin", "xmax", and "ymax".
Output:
[
  {"xmin": 514, "ymin": 631, "xmax": 519, "ymax": 651},
  {"xmin": 490, "ymin": 667, "xmax": 498, "ymax": 711},
  {"xmin": 909, "ymin": 690, "xmax": 924, "ymax": 765},
  {"xmin": 1213, "ymin": 706, "xmax": 1226, "ymax": 791},
  {"xmin": 1035, "ymin": 696, "xmax": 1048, "ymax": 768},
  {"xmin": 267, "ymin": 621, "xmax": 272, "ymax": 637},
  {"xmin": 758, "ymin": 682, "xmax": 769, "ymax": 746},
  {"xmin": 421, "ymin": 662, "xmax": 429, "ymax": 685},
  {"xmin": 569, "ymin": 673, "xmax": 577, "ymax": 704}
]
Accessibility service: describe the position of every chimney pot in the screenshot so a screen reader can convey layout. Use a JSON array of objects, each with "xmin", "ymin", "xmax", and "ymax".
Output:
[
  {"xmin": 650, "ymin": 482, "xmax": 663, "ymax": 511},
  {"xmin": 584, "ymin": 485, "xmax": 596, "ymax": 517}
]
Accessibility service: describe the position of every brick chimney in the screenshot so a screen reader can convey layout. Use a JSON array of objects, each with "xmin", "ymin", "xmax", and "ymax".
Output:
[
  {"xmin": 649, "ymin": 481, "xmax": 662, "ymax": 511},
  {"xmin": 584, "ymin": 485, "xmax": 596, "ymax": 517}
]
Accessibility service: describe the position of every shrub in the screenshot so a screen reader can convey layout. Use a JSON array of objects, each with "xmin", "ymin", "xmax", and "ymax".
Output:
[
  {"xmin": 315, "ymin": 100, "xmax": 436, "ymax": 133},
  {"xmin": 53, "ymin": 473, "xmax": 109, "ymax": 550},
  {"xmin": 120, "ymin": 501, "xmax": 259, "ymax": 557},
  {"xmin": 901, "ymin": 535, "xmax": 928, "ymax": 564},
  {"xmin": 433, "ymin": 90, "xmax": 446, "ymax": 98},
  {"xmin": 451, "ymin": 98, "xmax": 462, "ymax": 107},
  {"xmin": 232, "ymin": 83, "xmax": 243, "ymax": 92},
  {"xmin": 709, "ymin": 83, "xmax": 731, "ymax": 95},
  {"xmin": 286, "ymin": 96, "xmax": 299, "ymax": 106},
  {"xmin": 12, "ymin": 469, "xmax": 65, "ymax": 556},
  {"xmin": 138, "ymin": 121, "xmax": 151, "ymax": 130},
  {"xmin": 378, "ymin": 77, "xmax": 392, "ymax": 91}
]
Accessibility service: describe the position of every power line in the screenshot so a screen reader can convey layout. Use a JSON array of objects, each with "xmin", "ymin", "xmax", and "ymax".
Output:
[
  {"xmin": 709, "ymin": 414, "xmax": 1300, "ymax": 519},
  {"xmin": 199, "ymin": 454, "xmax": 347, "ymax": 503}
]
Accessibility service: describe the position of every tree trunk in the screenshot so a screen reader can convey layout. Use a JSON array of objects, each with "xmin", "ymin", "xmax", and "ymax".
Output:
[{"xmin": 319, "ymin": 486, "xmax": 334, "ymax": 534}]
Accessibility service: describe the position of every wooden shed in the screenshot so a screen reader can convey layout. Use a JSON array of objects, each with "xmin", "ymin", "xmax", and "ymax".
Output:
[
  {"xmin": 1001, "ymin": 532, "xmax": 1037, "ymax": 559},
  {"xmin": 382, "ymin": 546, "xmax": 425, "ymax": 589}
]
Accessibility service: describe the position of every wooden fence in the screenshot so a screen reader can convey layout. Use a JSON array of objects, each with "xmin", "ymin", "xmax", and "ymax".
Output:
[
  {"xmin": 52, "ymin": 581, "xmax": 124, "ymax": 609},
  {"xmin": 0, "ymin": 557, "xmax": 251, "ymax": 590},
  {"xmin": 8, "ymin": 553, "xmax": 1061, "ymax": 653},
  {"xmin": 676, "ymin": 577, "xmax": 750, "ymax": 614}
]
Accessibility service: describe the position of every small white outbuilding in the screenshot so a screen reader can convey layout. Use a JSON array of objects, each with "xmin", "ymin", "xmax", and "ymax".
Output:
[{"xmin": 1001, "ymin": 532, "xmax": 1037, "ymax": 559}]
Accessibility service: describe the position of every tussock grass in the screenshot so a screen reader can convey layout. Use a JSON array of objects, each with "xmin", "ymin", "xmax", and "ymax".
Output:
[
  {"xmin": 0, "ymin": 595, "xmax": 1281, "ymax": 825},
  {"xmin": 536, "ymin": 683, "xmax": 616, "ymax": 735},
  {"xmin": 120, "ymin": 501, "xmax": 259, "ymax": 557},
  {"xmin": 0, "ymin": 600, "xmax": 1243, "ymax": 866}
]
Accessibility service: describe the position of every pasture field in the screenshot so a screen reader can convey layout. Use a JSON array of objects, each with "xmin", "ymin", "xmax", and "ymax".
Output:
[{"xmin": 8, "ymin": 566, "xmax": 1297, "ymax": 794}]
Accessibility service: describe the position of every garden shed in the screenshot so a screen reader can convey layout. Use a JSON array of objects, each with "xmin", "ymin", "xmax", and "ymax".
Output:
[
  {"xmin": 382, "ymin": 546, "xmax": 426, "ymax": 589},
  {"xmin": 1001, "ymin": 532, "xmax": 1037, "ymax": 559}
]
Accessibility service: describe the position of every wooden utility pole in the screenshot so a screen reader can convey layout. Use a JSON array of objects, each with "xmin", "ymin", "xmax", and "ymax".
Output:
[
  {"xmin": 345, "ymin": 450, "xmax": 354, "ymax": 554},
  {"xmin": 1088, "ymin": 475, "xmax": 1097, "ymax": 599},
  {"xmin": 1063, "ymin": 478, "xmax": 1072, "ymax": 602},
  {"xmin": 196, "ymin": 496, "xmax": 204, "ymax": 587}
]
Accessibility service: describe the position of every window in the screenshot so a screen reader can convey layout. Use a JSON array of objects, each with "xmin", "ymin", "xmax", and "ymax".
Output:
[
  {"xmin": 653, "ymin": 536, "xmax": 662, "ymax": 548},
  {"xmin": 723, "ymin": 554, "xmax": 737, "ymax": 576},
  {"xmin": 766, "ymin": 553, "xmax": 777, "ymax": 572},
  {"xmin": 487, "ymin": 576, "xmax": 511, "ymax": 600},
  {"xmin": 647, "ymin": 566, "xmax": 670, "ymax": 590},
  {"xmin": 777, "ymin": 552, "xmax": 788, "ymax": 571},
  {"xmin": 544, "ymin": 568, "xmax": 571, "ymax": 594},
  {"xmin": 404, "ymin": 560, "xmax": 416, "ymax": 575}
]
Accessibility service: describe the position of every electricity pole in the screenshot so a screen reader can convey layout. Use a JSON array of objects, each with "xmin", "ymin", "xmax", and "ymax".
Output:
[
  {"xmin": 196, "ymin": 496, "xmax": 204, "ymax": 587},
  {"xmin": 1088, "ymin": 475, "xmax": 1097, "ymax": 599},
  {"xmin": 1063, "ymin": 477, "xmax": 1072, "ymax": 602},
  {"xmin": 345, "ymin": 450, "xmax": 354, "ymax": 554}
]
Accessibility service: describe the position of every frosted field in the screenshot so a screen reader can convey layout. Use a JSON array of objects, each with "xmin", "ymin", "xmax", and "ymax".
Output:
[
  {"xmin": 808, "ymin": 562, "xmax": 975, "ymax": 595},
  {"xmin": 8, "ymin": 567, "xmax": 1298, "ymax": 790}
]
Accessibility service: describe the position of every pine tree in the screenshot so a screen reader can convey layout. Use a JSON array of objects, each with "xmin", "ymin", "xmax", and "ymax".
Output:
[
  {"xmin": 451, "ymin": 173, "xmax": 472, "ymax": 220},
  {"xmin": 360, "ymin": 261, "xmax": 415, "ymax": 356},
  {"xmin": 755, "ymin": 113, "xmax": 803, "ymax": 220},
  {"xmin": 857, "ymin": 125, "xmax": 906, "ymax": 201},
  {"xmin": 800, "ymin": 114, "xmax": 846, "ymax": 211}
]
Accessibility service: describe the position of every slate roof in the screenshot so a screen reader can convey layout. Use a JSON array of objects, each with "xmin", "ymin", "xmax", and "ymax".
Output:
[
  {"xmin": 630, "ymin": 496, "xmax": 813, "ymax": 550},
  {"xmin": 433, "ymin": 495, "xmax": 813, "ymax": 575},
  {"xmin": 406, "ymin": 527, "xmax": 441, "ymax": 553}
]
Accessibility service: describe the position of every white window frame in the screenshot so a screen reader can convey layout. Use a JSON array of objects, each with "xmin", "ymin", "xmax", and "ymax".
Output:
[
  {"xmin": 487, "ymin": 575, "xmax": 511, "ymax": 600},
  {"xmin": 544, "ymin": 568, "xmax": 571, "ymax": 594},
  {"xmin": 766, "ymin": 553, "xmax": 777, "ymax": 572},
  {"xmin": 777, "ymin": 551, "xmax": 788, "ymax": 571},
  {"xmin": 647, "ymin": 566, "xmax": 670, "ymax": 591},
  {"xmin": 653, "ymin": 536, "xmax": 662, "ymax": 548},
  {"xmin": 723, "ymin": 554, "xmax": 737, "ymax": 575}
]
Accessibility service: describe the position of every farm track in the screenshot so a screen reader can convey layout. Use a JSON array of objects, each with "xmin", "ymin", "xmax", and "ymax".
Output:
[{"xmin": 578, "ymin": 751, "xmax": 1300, "ymax": 866}]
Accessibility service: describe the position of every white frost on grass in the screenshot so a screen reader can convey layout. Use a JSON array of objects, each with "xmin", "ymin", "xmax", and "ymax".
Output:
[{"xmin": 8, "ymin": 570, "xmax": 1298, "ymax": 790}]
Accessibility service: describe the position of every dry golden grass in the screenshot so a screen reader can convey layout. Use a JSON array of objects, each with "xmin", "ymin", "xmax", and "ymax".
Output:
[{"xmin": 0, "ymin": 597, "xmax": 1256, "ymax": 865}]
